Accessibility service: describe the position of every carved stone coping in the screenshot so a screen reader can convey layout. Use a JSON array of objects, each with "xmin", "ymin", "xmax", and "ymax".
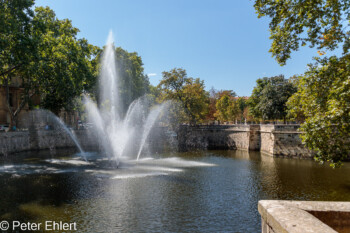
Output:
[
  {"xmin": 259, "ymin": 200, "xmax": 350, "ymax": 233},
  {"xmin": 259, "ymin": 131, "xmax": 303, "ymax": 134}
]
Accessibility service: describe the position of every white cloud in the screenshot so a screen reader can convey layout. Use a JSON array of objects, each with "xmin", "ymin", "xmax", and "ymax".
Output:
[{"xmin": 147, "ymin": 73, "xmax": 157, "ymax": 77}]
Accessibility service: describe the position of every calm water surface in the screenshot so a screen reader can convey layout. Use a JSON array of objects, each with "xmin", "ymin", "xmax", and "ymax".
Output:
[{"xmin": 1, "ymin": 149, "xmax": 350, "ymax": 232}]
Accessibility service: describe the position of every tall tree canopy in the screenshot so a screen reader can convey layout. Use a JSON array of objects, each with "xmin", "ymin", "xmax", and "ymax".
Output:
[
  {"xmin": 255, "ymin": 0, "xmax": 350, "ymax": 165},
  {"xmin": 249, "ymin": 75, "xmax": 296, "ymax": 121},
  {"xmin": 0, "ymin": 0, "xmax": 37, "ymax": 127},
  {"xmin": 236, "ymin": 97, "xmax": 249, "ymax": 123},
  {"xmin": 32, "ymin": 7, "xmax": 98, "ymax": 114},
  {"xmin": 1, "ymin": 2, "xmax": 98, "ymax": 124},
  {"xmin": 248, "ymin": 77, "xmax": 269, "ymax": 120},
  {"xmin": 288, "ymin": 55, "xmax": 350, "ymax": 167},
  {"xmin": 214, "ymin": 92, "xmax": 239, "ymax": 122},
  {"xmin": 157, "ymin": 68, "xmax": 209, "ymax": 124},
  {"xmin": 254, "ymin": 0, "xmax": 350, "ymax": 65},
  {"xmin": 93, "ymin": 46, "xmax": 150, "ymax": 115},
  {"xmin": 115, "ymin": 47, "xmax": 150, "ymax": 113},
  {"xmin": 0, "ymin": 0, "xmax": 35, "ymax": 78}
]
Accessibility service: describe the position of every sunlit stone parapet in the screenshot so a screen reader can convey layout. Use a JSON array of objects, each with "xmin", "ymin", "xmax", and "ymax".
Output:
[
  {"xmin": 260, "ymin": 125, "xmax": 312, "ymax": 158},
  {"xmin": 177, "ymin": 124, "xmax": 312, "ymax": 158},
  {"xmin": 0, "ymin": 130, "xmax": 98, "ymax": 155},
  {"xmin": 258, "ymin": 200, "xmax": 350, "ymax": 233}
]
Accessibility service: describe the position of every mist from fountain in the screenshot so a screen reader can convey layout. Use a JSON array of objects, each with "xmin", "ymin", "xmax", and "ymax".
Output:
[
  {"xmin": 54, "ymin": 116, "xmax": 87, "ymax": 161},
  {"xmin": 136, "ymin": 102, "xmax": 170, "ymax": 160},
  {"xmin": 26, "ymin": 109, "xmax": 87, "ymax": 161},
  {"xmin": 84, "ymin": 31, "xmax": 169, "ymax": 165}
]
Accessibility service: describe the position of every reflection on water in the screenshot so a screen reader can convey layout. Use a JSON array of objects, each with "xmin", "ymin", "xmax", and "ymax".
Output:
[{"xmin": 1, "ymin": 149, "xmax": 350, "ymax": 232}]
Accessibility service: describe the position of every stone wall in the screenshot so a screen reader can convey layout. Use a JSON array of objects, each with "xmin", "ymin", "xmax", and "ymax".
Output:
[
  {"xmin": 0, "ymin": 130, "xmax": 97, "ymax": 155},
  {"xmin": 260, "ymin": 125, "xmax": 312, "ymax": 158},
  {"xmin": 0, "ymin": 124, "xmax": 311, "ymax": 158},
  {"xmin": 0, "ymin": 132, "xmax": 31, "ymax": 155},
  {"xmin": 178, "ymin": 124, "xmax": 312, "ymax": 158},
  {"xmin": 249, "ymin": 125, "xmax": 261, "ymax": 151},
  {"xmin": 177, "ymin": 125, "xmax": 254, "ymax": 151},
  {"xmin": 259, "ymin": 200, "xmax": 350, "ymax": 233}
]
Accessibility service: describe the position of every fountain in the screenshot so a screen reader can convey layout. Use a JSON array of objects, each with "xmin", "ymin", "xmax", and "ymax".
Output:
[
  {"xmin": 24, "ymin": 109, "xmax": 87, "ymax": 161},
  {"xmin": 84, "ymin": 31, "xmax": 169, "ymax": 166}
]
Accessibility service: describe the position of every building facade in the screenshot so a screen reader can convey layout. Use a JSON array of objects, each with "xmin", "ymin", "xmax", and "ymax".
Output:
[{"xmin": 0, "ymin": 77, "xmax": 77, "ymax": 128}]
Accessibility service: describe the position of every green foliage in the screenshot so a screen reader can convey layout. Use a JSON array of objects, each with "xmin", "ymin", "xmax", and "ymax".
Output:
[
  {"xmin": 158, "ymin": 68, "xmax": 209, "ymax": 124},
  {"xmin": 248, "ymin": 77, "xmax": 269, "ymax": 119},
  {"xmin": 214, "ymin": 93, "xmax": 239, "ymax": 122},
  {"xmin": 0, "ymin": 2, "xmax": 98, "ymax": 117},
  {"xmin": 207, "ymin": 88, "xmax": 238, "ymax": 121},
  {"xmin": 287, "ymin": 55, "xmax": 350, "ymax": 166},
  {"xmin": 206, "ymin": 87, "xmax": 218, "ymax": 121},
  {"xmin": 0, "ymin": 0, "xmax": 35, "ymax": 78},
  {"xmin": 92, "ymin": 46, "xmax": 149, "ymax": 114},
  {"xmin": 254, "ymin": 0, "xmax": 350, "ymax": 65},
  {"xmin": 1, "ymin": 1, "xmax": 150, "ymax": 124},
  {"xmin": 0, "ymin": 0, "xmax": 38, "ymax": 127},
  {"xmin": 115, "ymin": 47, "xmax": 150, "ymax": 112},
  {"xmin": 286, "ymin": 76, "xmax": 306, "ymax": 122},
  {"xmin": 31, "ymin": 7, "xmax": 97, "ymax": 114},
  {"xmin": 249, "ymin": 75, "xmax": 297, "ymax": 121},
  {"xmin": 255, "ymin": 0, "xmax": 350, "ymax": 165},
  {"xmin": 236, "ymin": 97, "xmax": 249, "ymax": 122},
  {"xmin": 147, "ymin": 84, "xmax": 161, "ymax": 103}
]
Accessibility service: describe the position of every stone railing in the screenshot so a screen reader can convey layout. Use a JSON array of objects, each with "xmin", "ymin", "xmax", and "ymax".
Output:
[
  {"xmin": 259, "ymin": 124, "xmax": 311, "ymax": 158},
  {"xmin": 0, "ymin": 130, "xmax": 97, "ymax": 155},
  {"xmin": 259, "ymin": 200, "xmax": 350, "ymax": 232},
  {"xmin": 177, "ymin": 124, "xmax": 312, "ymax": 158},
  {"xmin": 0, "ymin": 124, "xmax": 312, "ymax": 158}
]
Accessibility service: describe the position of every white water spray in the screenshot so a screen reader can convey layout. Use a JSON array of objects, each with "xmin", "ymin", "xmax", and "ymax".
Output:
[{"xmin": 84, "ymin": 31, "xmax": 170, "ymax": 164}]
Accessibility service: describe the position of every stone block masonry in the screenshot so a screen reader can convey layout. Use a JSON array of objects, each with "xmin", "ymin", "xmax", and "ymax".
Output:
[
  {"xmin": 177, "ymin": 124, "xmax": 312, "ymax": 158},
  {"xmin": 0, "ymin": 130, "xmax": 97, "ymax": 155},
  {"xmin": 259, "ymin": 200, "xmax": 350, "ymax": 232},
  {"xmin": 0, "ymin": 124, "xmax": 311, "ymax": 158},
  {"xmin": 259, "ymin": 125, "xmax": 311, "ymax": 158},
  {"xmin": 177, "ymin": 125, "xmax": 253, "ymax": 151}
]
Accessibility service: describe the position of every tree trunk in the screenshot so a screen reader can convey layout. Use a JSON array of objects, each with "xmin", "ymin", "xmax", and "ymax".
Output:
[
  {"xmin": 4, "ymin": 77, "xmax": 15, "ymax": 130},
  {"xmin": 4, "ymin": 75, "xmax": 34, "ymax": 131}
]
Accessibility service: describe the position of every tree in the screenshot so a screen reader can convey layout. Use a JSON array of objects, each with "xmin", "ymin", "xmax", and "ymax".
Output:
[
  {"xmin": 214, "ymin": 93, "xmax": 239, "ymax": 122},
  {"xmin": 248, "ymin": 77, "xmax": 270, "ymax": 120},
  {"xmin": 286, "ymin": 76, "xmax": 306, "ymax": 122},
  {"xmin": 157, "ymin": 68, "xmax": 209, "ymax": 124},
  {"xmin": 206, "ymin": 87, "xmax": 218, "ymax": 121},
  {"xmin": 0, "ymin": 0, "xmax": 35, "ymax": 78},
  {"xmin": 92, "ymin": 46, "xmax": 150, "ymax": 114},
  {"xmin": 147, "ymin": 84, "xmax": 161, "ymax": 104},
  {"xmin": 254, "ymin": 0, "xmax": 350, "ymax": 65},
  {"xmin": 0, "ymin": 0, "xmax": 37, "ymax": 128},
  {"xmin": 249, "ymin": 75, "xmax": 297, "ymax": 122},
  {"xmin": 1, "ymin": 3, "xmax": 98, "ymax": 125},
  {"xmin": 248, "ymin": 77, "xmax": 269, "ymax": 119},
  {"xmin": 287, "ymin": 55, "xmax": 350, "ymax": 167},
  {"xmin": 236, "ymin": 97, "xmax": 249, "ymax": 123},
  {"xmin": 206, "ymin": 88, "xmax": 237, "ymax": 122},
  {"xmin": 255, "ymin": 0, "xmax": 350, "ymax": 165},
  {"xmin": 32, "ymin": 7, "xmax": 97, "ymax": 114},
  {"xmin": 115, "ymin": 47, "xmax": 150, "ymax": 113}
]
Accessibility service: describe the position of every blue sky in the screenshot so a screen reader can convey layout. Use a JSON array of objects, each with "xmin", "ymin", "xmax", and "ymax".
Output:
[{"xmin": 35, "ymin": 0, "xmax": 334, "ymax": 96}]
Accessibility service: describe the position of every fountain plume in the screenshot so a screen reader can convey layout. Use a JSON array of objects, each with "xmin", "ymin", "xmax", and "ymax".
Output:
[{"xmin": 84, "ymin": 31, "xmax": 170, "ymax": 164}]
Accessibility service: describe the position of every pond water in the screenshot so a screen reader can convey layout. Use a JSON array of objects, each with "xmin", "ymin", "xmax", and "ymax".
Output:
[{"xmin": 1, "ymin": 149, "xmax": 350, "ymax": 232}]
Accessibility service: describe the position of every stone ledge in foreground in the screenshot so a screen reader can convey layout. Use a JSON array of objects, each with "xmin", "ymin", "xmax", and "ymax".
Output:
[{"xmin": 258, "ymin": 200, "xmax": 350, "ymax": 233}]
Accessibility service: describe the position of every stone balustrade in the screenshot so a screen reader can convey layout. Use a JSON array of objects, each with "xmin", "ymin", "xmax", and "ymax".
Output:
[
  {"xmin": 259, "ymin": 200, "xmax": 350, "ymax": 232},
  {"xmin": 177, "ymin": 124, "xmax": 312, "ymax": 158},
  {"xmin": 0, "ymin": 124, "xmax": 312, "ymax": 158}
]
